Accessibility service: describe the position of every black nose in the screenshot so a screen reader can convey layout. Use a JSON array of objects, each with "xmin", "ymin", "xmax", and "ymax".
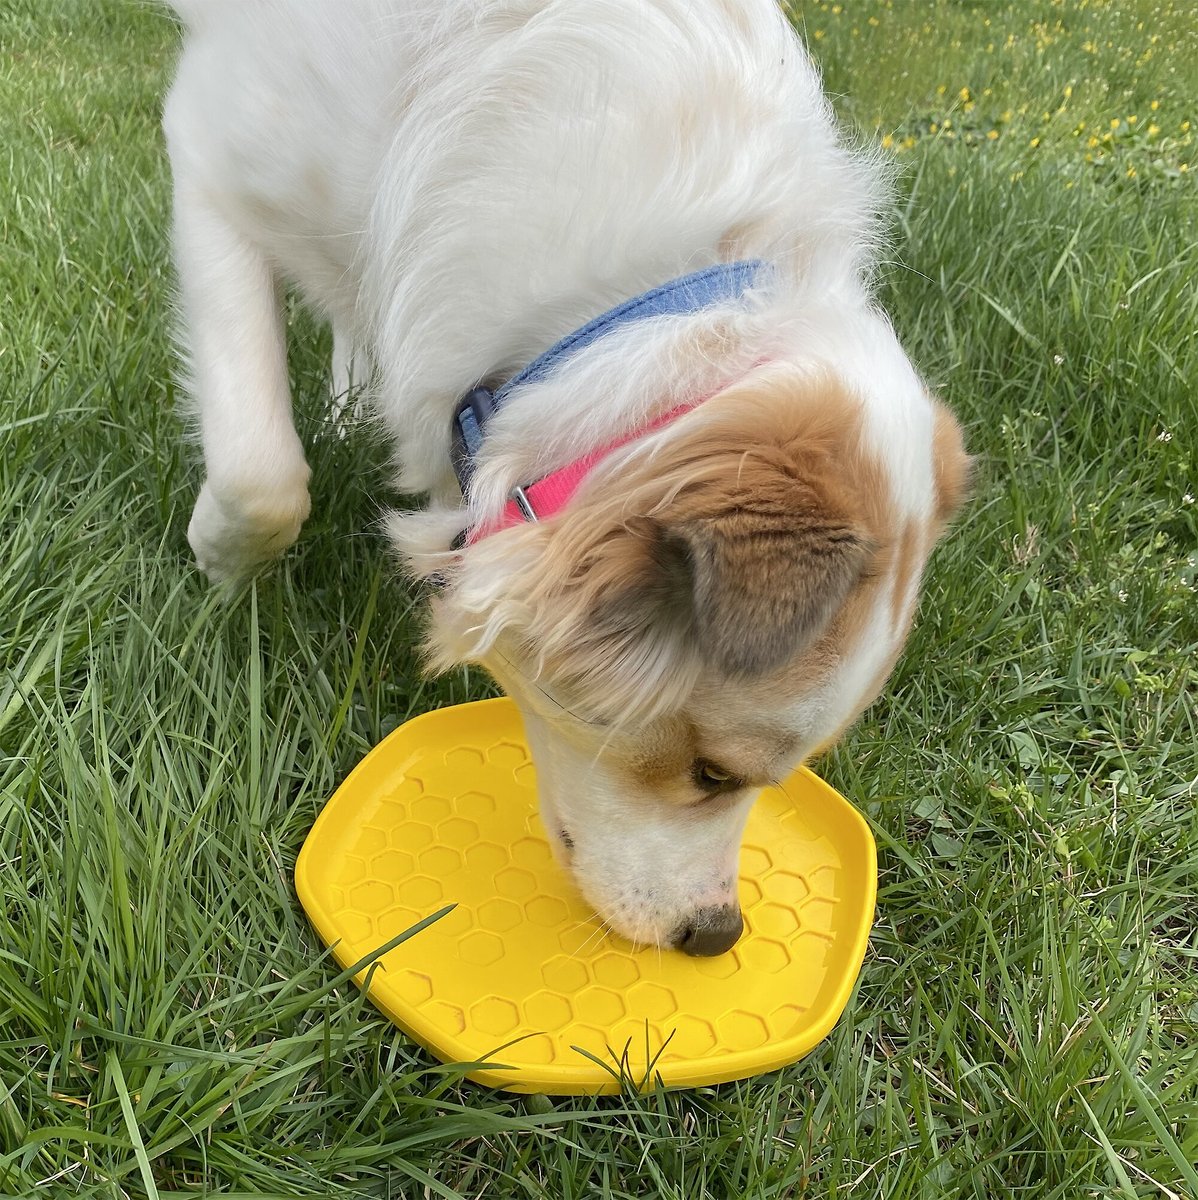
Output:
[{"xmin": 674, "ymin": 904, "xmax": 743, "ymax": 957}]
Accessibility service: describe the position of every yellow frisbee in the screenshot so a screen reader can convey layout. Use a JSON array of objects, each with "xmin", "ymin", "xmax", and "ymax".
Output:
[{"xmin": 296, "ymin": 698, "xmax": 875, "ymax": 1094}]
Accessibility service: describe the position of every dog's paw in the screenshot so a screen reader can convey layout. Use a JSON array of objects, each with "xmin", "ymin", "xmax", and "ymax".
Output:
[{"xmin": 187, "ymin": 476, "xmax": 311, "ymax": 584}]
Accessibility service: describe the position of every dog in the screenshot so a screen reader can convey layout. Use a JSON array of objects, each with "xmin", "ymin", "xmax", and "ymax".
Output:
[{"xmin": 164, "ymin": 0, "xmax": 968, "ymax": 956}]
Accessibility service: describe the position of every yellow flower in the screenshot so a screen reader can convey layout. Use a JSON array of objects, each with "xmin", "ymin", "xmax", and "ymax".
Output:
[
  {"xmin": 1110, "ymin": 118, "xmax": 1121, "ymax": 129},
  {"xmin": 1030, "ymin": 136, "xmax": 1041, "ymax": 148},
  {"xmin": 1148, "ymin": 123, "xmax": 1160, "ymax": 137},
  {"xmin": 881, "ymin": 133, "xmax": 895, "ymax": 149},
  {"xmin": 1182, "ymin": 121, "xmax": 1191, "ymax": 132},
  {"xmin": 929, "ymin": 122, "xmax": 939, "ymax": 134},
  {"xmin": 1180, "ymin": 163, "xmax": 1190, "ymax": 173},
  {"xmin": 1128, "ymin": 115, "xmax": 1138, "ymax": 124},
  {"xmin": 1126, "ymin": 166, "xmax": 1137, "ymax": 178},
  {"xmin": 959, "ymin": 86, "xmax": 971, "ymax": 101},
  {"xmin": 964, "ymin": 101, "xmax": 975, "ymax": 113},
  {"xmin": 1087, "ymin": 135, "xmax": 1099, "ymax": 148},
  {"xmin": 1063, "ymin": 85, "xmax": 1073, "ymax": 99},
  {"xmin": 1150, "ymin": 99, "xmax": 1160, "ymax": 111},
  {"xmin": 987, "ymin": 130, "xmax": 999, "ymax": 141},
  {"xmin": 937, "ymin": 85, "xmax": 947, "ymax": 96}
]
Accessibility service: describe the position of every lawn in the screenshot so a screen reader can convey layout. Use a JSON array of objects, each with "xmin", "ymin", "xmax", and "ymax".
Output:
[{"xmin": 1, "ymin": 0, "xmax": 1196, "ymax": 1195}]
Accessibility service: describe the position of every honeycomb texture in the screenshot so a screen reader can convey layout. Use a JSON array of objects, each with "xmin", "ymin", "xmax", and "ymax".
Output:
[{"xmin": 296, "ymin": 699, "xmax": 875, "ymax": 1095}]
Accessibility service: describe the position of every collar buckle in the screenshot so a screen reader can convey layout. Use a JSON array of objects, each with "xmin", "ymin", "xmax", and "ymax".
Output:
[{"xmin": 509, "ymin": 484, "xmax": 538, "ymax": 523}]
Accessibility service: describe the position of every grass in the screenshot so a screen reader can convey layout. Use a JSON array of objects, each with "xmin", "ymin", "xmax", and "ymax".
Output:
[{"xmin": 1, "ymin": 0, "xmax": 1196, "ymax": 1194}]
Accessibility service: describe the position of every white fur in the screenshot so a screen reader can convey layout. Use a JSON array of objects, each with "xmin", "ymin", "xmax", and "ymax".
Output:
[{"xmin": 165, "ymin": 0, "xmax": 946, "ymax": 948}]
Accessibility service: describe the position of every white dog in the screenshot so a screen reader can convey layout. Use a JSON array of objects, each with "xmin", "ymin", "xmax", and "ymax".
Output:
[{"xmin": 164, "ymin": 0, "xmax": 967, "ymax": 955}]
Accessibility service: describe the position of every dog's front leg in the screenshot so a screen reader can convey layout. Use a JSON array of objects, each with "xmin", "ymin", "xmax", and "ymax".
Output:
[{"xmin": 172, "ymin": 185, "xmax": 311, "ymax": 583}]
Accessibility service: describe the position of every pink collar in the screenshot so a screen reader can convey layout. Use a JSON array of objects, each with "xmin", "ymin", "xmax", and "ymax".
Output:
[{"xmin": 466, "ymin": 402, "xmax": 697, "ymax": 544}]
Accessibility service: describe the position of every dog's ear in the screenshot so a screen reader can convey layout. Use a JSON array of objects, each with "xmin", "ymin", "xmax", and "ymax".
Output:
[
  {"xmin": 601, "ymin": 452, "xmax": 872, "ymax": 677},
  {"xmin": 931, "ymin": 399, "xmax": 971, "ymax": 526}
]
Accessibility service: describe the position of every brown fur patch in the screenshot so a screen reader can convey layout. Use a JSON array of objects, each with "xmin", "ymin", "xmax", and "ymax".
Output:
[
  {"xmin": 889, "ymin": 519, "xmax": 923, "ymax": 633},
  {"xmin": 586, "ymin": 372, "xmax": 878, "ymax": 677},
  {"xmin": 932, "ymin": 399, "xmax": 971, "ymax": 525},
  {"xmin": 616, "ymin": 709, "xmax": 801, "ymax": 808},
  {"xmin": 752, "ymin": 400, "xmax": 966, "ymax": 750}
]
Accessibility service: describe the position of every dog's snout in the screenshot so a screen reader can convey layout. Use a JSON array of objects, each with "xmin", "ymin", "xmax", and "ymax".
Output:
[{"xmin": 674, "ymin": 904, "xmax": 743, "ymax": 957}]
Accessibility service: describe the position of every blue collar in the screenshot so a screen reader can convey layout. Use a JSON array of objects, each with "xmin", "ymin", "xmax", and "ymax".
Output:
[{"xmin": 451, "ymin": 259, "xmax": 766, "ymax": 492}]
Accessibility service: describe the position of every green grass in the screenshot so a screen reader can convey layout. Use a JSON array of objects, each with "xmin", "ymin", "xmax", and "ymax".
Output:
[{"xmin": 2, "ymin": 0, "xmax": 1196, "ymax": 1194}]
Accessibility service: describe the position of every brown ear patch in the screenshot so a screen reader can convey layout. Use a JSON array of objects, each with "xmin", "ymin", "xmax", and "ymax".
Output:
[
  {"xmin": 590, "ymin": 377, "xmax": 876, "ymax": 678},
  {"xmin": 932, "ymin": 399, "xmax": 971, "ymax": 525},
  {"xmin": 660, "ymin": 477, "xmax": 870, "ymax": 677}
]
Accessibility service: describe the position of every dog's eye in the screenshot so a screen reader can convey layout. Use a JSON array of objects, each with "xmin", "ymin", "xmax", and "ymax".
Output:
[{"xmin": 692, "ymin": 759, "xmax": 744, "ymax": 795}]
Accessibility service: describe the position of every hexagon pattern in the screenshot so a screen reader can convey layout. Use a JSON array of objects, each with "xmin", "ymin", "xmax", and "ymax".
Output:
[{"xmin": 295, "ymin": 698, "xmax": 875, "ymax": 1095}]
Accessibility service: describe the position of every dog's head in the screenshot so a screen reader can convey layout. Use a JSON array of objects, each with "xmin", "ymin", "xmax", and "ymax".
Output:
[{"xmin": 411, "ymin": 361, "xmax": 967, "ymax": 954}]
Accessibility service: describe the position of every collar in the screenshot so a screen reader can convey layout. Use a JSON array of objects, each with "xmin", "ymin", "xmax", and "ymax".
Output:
[{"xmin": 452, "ymin": 260, "xmax": 766, "ymax": 543}]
